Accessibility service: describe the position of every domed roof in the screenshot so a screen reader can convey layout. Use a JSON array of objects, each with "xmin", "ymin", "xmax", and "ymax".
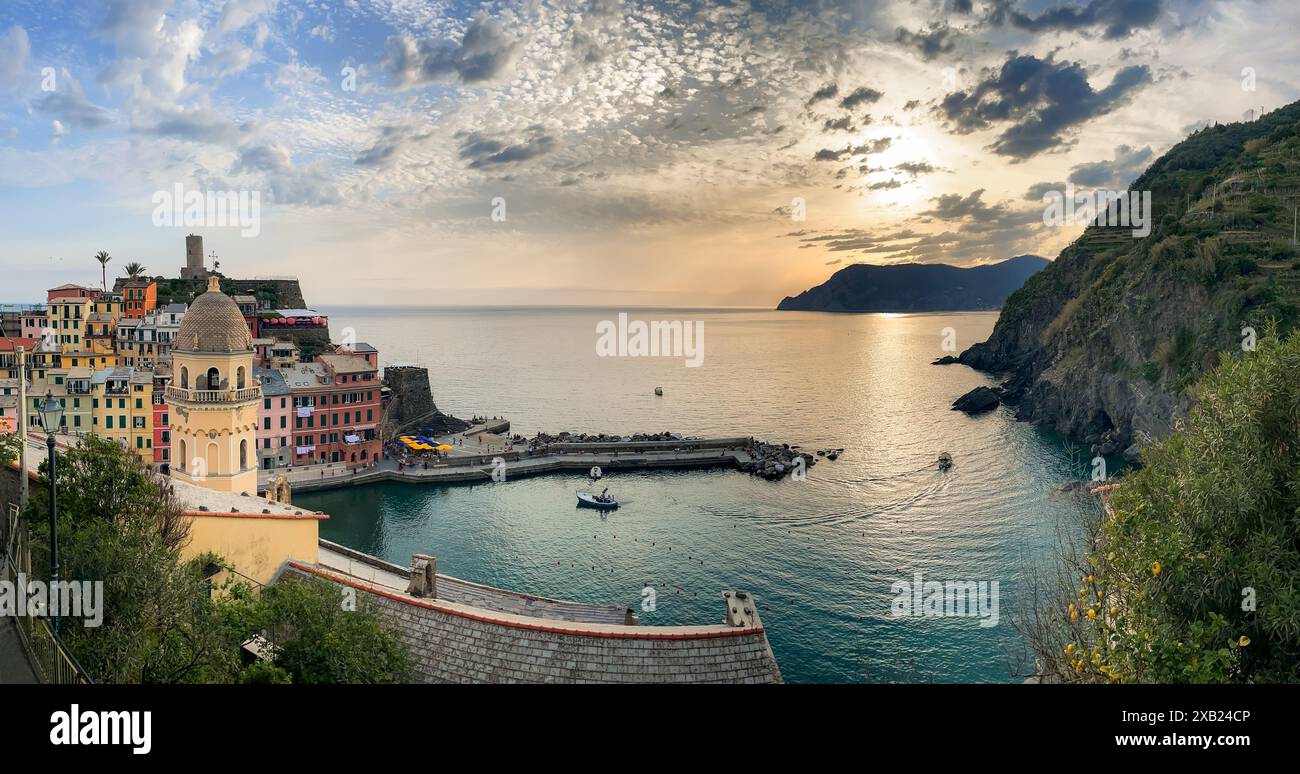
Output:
[{"xmin": 175, "ymin": 277, "xmax": 252, "ymax": 353}]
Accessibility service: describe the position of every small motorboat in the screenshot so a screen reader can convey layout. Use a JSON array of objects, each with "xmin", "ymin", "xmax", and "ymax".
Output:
[
  {"xmin": 577, "ymin": 491, "xmax": 619, "ymax": 509},
  {"xmin": 654, "ymin": 386, "xmax": 664, "ymax": 396},
  {"xmin": 937, "ymin": 452, "xmax": 953, "ymax": 469}
]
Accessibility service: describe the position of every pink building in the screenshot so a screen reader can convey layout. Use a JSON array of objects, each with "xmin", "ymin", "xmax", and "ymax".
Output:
[
  {"xmin": 21, "ymin": 307, "xmax": 46, "ymax": 339},
  {"xmin": 255, "ymin": 367, "xmax": 295, "ymax": 469}
]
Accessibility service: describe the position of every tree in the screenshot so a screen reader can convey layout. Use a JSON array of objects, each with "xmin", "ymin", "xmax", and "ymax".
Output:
[
  {"xmin": 244, "ymin": 576, "xmax": 412, "ymax": 684},
  {"xmin": 94, "ymin": 250, "xmax": 111, "ymax": 291},
  {"xmin": 27, "ymin": 435, "xmax": 412, "ymax": 684},
  {"xmin": 1024, "ymin": 326, "xmax": 1300, "ymax": 683},
  {"xmin": 26, "ymin": 436, "xmax": 240, "ymax": 683},
  {"xmin": 123, "ymin": 262, "xmax": 147, "ymax": 280}
]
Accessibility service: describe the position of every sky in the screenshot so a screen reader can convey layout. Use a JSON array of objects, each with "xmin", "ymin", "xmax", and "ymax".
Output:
[{"xmin": 0, "ymin": 0, "xmax": 1297, "ymax": 307}]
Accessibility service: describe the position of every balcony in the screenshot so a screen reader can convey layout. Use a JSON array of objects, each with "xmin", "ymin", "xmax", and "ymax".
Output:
[{"xmin": 165, "ymin": 385, "xmax": 261, "ymax": 404}]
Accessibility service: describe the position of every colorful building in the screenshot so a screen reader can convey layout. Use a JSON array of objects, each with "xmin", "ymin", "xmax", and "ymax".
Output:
[
  {"xmin": 46, "ymin": 285, "xmax": 97, "ymax": 354},
  {"xmin": 254, "ymin": 368, "xmax": 294, "ymax": 469},
  {"xmin": 282, "ymin": 352, "xmax": 382, "ymax": 467},
  {"xmin": 153, "ymin": 394, "xmax": 170, "ymax": 469},
  {"xmin": 20, "ymin": 306, "xmax": 46, "ymax": 340},
  {"xmin": 90, "ymin": 367, "xmax": 155, "ymax": 463},
  {"xmin": 122, "ymin": 278, "xmax": 157, "ymax": 319}
]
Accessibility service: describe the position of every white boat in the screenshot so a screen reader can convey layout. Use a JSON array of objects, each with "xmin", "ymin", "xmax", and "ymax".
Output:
[
  {"xmin": 577, "ymin": 490, "xmax": 619, "ymax": 509},
  {"xmin": 937, "ymin": 452, "xmax": 953, "ymax": 469}
]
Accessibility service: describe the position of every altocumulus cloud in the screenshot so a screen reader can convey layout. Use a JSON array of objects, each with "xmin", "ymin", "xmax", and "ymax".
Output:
[{"xmin": 383, "ymin": 14, "xmax": 523, "ymax": 87}]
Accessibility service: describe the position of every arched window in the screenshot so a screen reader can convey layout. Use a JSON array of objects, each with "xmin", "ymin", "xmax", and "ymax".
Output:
[
  {"xmin": 239, "ymin": 439, "xmax": 248, "ymax": 470},
  {"xmin": 179, "ymin": 366, "xmax": 189, "ymax": 389},
  {"xmin": 236, "ymin": 366, "xmax": 246, "ymax": 389},
  {"xmin": 206, "ymin": 367, "xmax": 220, "ymax": 390},
  {"xmin": 178, "ymin": 439, "xmax": 186, "ymax": 470},
  {"xmin": 206, "ymin": 442, "xmax": 218, "ymax": 474}
]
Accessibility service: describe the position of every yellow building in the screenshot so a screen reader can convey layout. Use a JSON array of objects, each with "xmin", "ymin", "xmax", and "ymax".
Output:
[
  {"xmin": 168, "ymin": 276, "xmax": 261, "ymax": 495},
  {"xmin": 47, "ymin": 289, "xmax": 95, "ymax": 354},
  {"xmin": 90, "ymin": 367, "xmax": 154, "ymax": 462},
  {"xmin": 86, "ymin": 293, "xmax": 125, "ymax": 365}
]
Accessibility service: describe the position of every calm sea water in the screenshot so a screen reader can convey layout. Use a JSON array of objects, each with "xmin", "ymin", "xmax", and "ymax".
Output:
[{"xmin": 296, "ymin": 306, "xmax": 1099, "ymax": 683}]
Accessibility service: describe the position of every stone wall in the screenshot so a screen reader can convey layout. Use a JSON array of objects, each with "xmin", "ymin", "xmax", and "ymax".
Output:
[{"xmin": 381, "ymin": 366, "xmax": 438, "ymax": 437}]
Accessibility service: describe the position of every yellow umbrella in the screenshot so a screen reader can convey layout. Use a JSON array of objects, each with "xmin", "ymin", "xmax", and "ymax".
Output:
[{"xmin": 434, "ymin": 444, "xmax": 454, "ymax": 451}]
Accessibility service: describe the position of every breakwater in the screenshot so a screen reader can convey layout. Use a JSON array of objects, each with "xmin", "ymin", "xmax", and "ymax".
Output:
[{"xmin": 280, "ymin": 434, "xmax": 815, "ymax": 493}]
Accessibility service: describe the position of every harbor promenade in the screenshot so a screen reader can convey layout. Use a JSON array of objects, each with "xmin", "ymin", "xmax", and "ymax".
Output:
[{"xmin": 259, "ymin": 419, "xmax": 756, "ymax": 493}]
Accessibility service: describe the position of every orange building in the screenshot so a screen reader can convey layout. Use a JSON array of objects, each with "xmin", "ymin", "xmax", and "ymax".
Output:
[{"xmin": 122, "ymin": 278, "xmax": 157, "ymax": 319}]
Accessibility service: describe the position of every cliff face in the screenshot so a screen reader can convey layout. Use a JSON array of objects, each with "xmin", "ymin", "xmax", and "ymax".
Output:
[
  {"xmin": 959, "ymin": 101, "xmax": 1300, "ymax": 457},
  {"xmin": 777, "ymin": 255, "xmax": 1048, "ymax": 312}
]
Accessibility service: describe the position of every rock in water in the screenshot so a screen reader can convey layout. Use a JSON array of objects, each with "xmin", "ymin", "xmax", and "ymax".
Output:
[
  {"xmin": 931, "ymin": 355, "xmax": 961, "ymax": 365},
  {"xmin": 952, "ymin": 386, "xmax": 1001, "ymax": 414}
]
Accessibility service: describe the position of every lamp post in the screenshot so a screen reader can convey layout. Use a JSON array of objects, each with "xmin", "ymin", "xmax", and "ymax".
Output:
[{"xmin": 37, "ymin": 390, "xmax": 64, "ymax": 635}]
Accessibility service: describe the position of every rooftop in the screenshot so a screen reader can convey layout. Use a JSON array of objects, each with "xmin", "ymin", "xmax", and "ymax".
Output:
[
  {"xmin": 255, "ymin": 367, "xmax": 291, "ymax": 396},
  {"xmin": 319, "ymin": 353, "xmax": 376, "ymax": 375},
  {"xmin": 279, "ymin": 362, "xmax": 329, "ymax": 389}
]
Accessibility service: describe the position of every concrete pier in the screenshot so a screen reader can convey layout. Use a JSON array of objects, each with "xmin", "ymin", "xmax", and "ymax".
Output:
[{"xmin": 258, "ymin": 418, "xmax": 757, "ymax": 493}]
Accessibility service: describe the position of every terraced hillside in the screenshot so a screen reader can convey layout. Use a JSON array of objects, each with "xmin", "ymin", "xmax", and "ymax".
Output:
[{"xmin": 959, "ymin": 101, "xmax": 1300, "ymax": 457}]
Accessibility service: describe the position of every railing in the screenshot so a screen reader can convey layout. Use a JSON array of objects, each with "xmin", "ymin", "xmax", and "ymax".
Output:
[
  {"xmin": 1, "ymin": 505, "xmax": 93, "ymax": 684},
  {"xmin": 166, "ymin": 385, "xmax": 261, "ymax": 404}
]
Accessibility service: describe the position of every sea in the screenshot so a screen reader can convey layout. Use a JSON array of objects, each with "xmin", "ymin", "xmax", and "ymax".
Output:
[{"xmin": 295, "ymin": 306, "xmax": 1103, "ymax": 684}]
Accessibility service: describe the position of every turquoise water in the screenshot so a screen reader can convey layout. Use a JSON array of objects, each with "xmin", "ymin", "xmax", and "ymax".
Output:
[{"xmin": 296, "ymin": 306, "xmax": 1100, "ymax": 683}]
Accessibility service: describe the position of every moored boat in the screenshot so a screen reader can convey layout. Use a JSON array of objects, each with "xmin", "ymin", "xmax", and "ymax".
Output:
[{"xmin": 577, "ymin": 490, "xmax": 619, "ymax": 509}]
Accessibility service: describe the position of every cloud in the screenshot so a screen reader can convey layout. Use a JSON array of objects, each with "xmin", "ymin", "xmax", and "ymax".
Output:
[
  {"xmin": 813, "ymin": 137, "xmax": 892, "ymax": 161},
  {"xmin": 937, "ymin": 52, "xmax": 1151, "ymax": 158},
  {"xmin": 140, "ymin": 106, "xmax": 248, "ymax": 144},
  {"xmin": 806, "ymin": 83, "xmax": 838, "ymax": 106},
  {"xmin": 823, "ymin": 116, "xmax": 856, "ymax": 132},
  {"xmin": 235, "ymin": 141, "xmax": 341, "ymax": 206},
  {"xmin": 1024, "ymin": 181, "xmax": 1066, "ymax": 201},
  {"xmin": 895, "ymin": 24, "xmax": 958, "ymax": 60},
  {"xmin": 220, "ymin": 0, "xmax": 281, "ymax": 33},
  {"xmin": 0, "ymin": 26, "xmax": 30, "ymax": 91},
  {"xmin": 1066, "ymin": 144, "xmax": 1154, "ymax": 187},
  {"xmin": 35, "ymin": 75, "xmax": 113, "ymax": 129},
  {"xmin": 1003, "ymin": 0, "xmax": 1164, "ymax": 40},
  {"xmin": 458, "ymin": 131, "xmax": 556, "ymax": 169},
  {"xmin": 383, "ymin": 14, "xmax": 523, "ymax": 87},
  {"xmin": 840, "ymin": 86, "xmax": 883, "ymax": 109},
  {"xmin": 354, "ymin": 124, "xmax": 432, "ymax": 168}
]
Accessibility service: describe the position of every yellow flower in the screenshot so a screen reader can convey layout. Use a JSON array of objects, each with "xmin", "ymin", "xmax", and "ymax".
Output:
[
  {"xmin": 1065, "ymin": 643, "xmax": 1075, "ymax": 655},
  {"xmin": 1085, "ymin": 575, "xmax": 1094, "ymax": 584},
  {"xmin": 1238, "ymin": 636, "xmax": 1251, "ymax": 647},
  {"xmin": 1110, "ymin": 606, "xmax": 1118, "ymax": 616},
  {"xmin": 1086, "ymin": 608, "xmax": 1097, "ymax": 620},
  {"xmin": 1151, "ymin": 561, "xmax": 1162, "ymax": 575},
  {"xmin": 1070, "ymin": 610, "xmax": 1078, "ymax": 622}
]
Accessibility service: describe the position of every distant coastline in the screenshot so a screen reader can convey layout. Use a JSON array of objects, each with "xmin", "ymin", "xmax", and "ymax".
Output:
[{"xmin": 776, "ymin": 255, "xmax": 1048, "ymax": 313}]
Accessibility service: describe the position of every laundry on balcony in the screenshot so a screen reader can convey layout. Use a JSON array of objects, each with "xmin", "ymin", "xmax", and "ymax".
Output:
[
  {"xmin": 296, "ymin": 405, "xmax": 315, "ymax": 418},
  {"xmin": 295, "ymin": 445, "xmax": 315, "ymax": 455},
  {"xmin": 344, "ymin": 434, "xmax": 361, "ymax": 444}
]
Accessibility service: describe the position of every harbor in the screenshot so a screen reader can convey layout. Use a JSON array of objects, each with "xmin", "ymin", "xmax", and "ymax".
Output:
[{"xmin": 260, "ymin": 415, "xmax": 817, "ymax": 493}]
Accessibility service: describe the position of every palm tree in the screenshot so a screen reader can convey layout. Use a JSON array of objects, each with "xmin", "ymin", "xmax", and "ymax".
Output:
[
  {"xmin": 123, "ymin": 262, "xmax": 147, "ymax": 280},
  {"xmin": 94, "ymin": 250, "xmax": 111, "ymax": 290}
]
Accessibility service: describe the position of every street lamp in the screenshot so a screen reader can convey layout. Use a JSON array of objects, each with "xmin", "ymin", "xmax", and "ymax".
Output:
[{"xmin": 36, "ymin": 391, "xmax": 63, "ymax": 635}]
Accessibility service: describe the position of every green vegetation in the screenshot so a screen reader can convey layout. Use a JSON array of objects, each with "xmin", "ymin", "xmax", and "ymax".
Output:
[
  {"xmin": 999, "ymin": 102, "xmax": 1300, "ymax": 403},
  {"xmin": 22, "ymin": 436, "xmax": 410, "ymax": 683},
  {"xmin": 1025, "ymin": 328, "xmax": 1300, "ymax": 682},
  {"xmin": 94, "ymin": 250, "xmax": 111, "ymax": 292}
]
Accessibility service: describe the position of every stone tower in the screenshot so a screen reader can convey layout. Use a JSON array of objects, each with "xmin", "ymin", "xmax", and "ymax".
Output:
[
  {"xmin": 181, "ymin": 233, "xmax": 206, "ymax": 279},
  {"xmin": 168, "ymin": 275, "xmax": 261, "ymax": 495}
]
